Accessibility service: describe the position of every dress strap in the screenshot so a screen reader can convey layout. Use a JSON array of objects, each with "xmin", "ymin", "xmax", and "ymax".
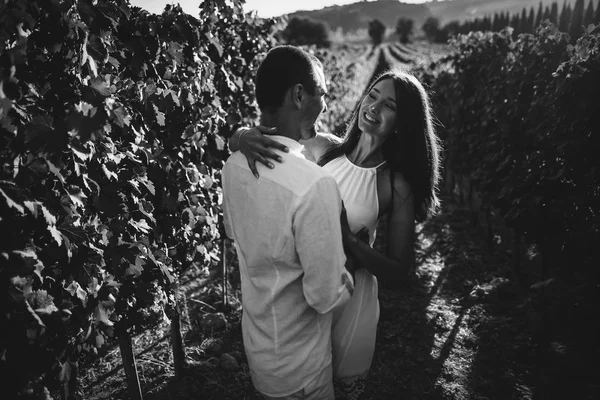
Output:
[{"xmin": 374, "ymin": 160, "xmax": 387, "ymax": 170}]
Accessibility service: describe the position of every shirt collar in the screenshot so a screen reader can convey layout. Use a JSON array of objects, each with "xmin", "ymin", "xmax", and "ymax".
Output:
[{"xmin": 268, "ymin": 135, "xmax": 305, "ymax": 158}]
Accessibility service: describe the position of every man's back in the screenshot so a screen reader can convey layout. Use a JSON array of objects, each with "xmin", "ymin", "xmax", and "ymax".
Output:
[{"xmin": 222, "ymin": 135, "xmax": 352, "ymax": 397}]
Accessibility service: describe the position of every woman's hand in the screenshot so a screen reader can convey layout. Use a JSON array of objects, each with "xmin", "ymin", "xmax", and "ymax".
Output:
[
  {"xmin": 238, "ymin": 125, "xmax": 288, "ymax": 178},
  {"xmin": 355, "ymin": 227, "xmax": 370, "ymax": 244}
]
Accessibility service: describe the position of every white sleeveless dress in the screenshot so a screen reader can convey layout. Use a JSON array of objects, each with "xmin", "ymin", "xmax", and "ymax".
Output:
[{"xmin": 322, "ymin": 154, "xmax": 384, "ymax": 385}]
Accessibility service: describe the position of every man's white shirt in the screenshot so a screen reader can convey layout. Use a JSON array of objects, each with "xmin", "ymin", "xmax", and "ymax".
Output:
[{"xmin": 222, "ymin": 135, "xmax": 353, "ymax": 397}]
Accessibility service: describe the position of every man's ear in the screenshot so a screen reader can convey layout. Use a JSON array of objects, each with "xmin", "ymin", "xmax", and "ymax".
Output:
[{"xmin": 291, "ymin": 83, "xmax": 303, "ymax": 109}]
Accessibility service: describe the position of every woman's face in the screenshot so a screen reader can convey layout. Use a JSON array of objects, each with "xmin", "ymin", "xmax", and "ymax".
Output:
[{"xmin": 357, "ymin": 78, "xmax": 397, "ymax": 140}]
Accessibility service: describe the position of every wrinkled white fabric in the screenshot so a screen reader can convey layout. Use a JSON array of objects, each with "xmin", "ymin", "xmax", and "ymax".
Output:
[
  {"xmin": 223, "ymin": 136, "xmax": 354, "ymax": 397},
  {"xmin": 323, "ymin": 154, "xmax": 383, "ymax": 379}
]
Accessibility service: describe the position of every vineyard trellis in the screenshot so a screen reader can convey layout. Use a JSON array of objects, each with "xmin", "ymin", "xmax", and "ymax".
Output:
[{"xmin": 0, "ymin": 0, "xmax": 278, "ymax": 398}]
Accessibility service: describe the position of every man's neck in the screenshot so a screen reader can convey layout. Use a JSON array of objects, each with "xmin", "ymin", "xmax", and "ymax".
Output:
[{"xmin": 260, "ymin": 112, "xmax": 301, "ymax": 142}]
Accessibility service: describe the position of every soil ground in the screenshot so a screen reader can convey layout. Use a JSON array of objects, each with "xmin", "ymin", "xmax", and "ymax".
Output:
[{"xmin": 81, "ymin": 194, "xmax": 600, "ymax": 400}]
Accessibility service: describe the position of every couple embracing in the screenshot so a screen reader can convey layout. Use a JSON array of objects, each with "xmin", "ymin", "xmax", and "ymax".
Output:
[{"xmin": 222, "ymin": 45, "xmax": 441, "ymax": 400}]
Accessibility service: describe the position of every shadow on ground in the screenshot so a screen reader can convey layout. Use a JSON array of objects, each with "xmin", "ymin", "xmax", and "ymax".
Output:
[
  {"xmin": 363, "ymin": 197, "xmax": 535, "ymax": 400},
  {"xmin": 83, "ymin": 196, "xmax": 599, "ymax": 400}
]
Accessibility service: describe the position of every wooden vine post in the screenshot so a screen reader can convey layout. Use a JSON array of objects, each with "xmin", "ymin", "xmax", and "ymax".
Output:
[
  {"xmin": 118, "ymin": 336, "xmax": 143, "ymax": 400},
  {"xmin": 223, "ymin": 238, "xmax": 229, "ymax": 309},
  {"xmin": 168, "ymin": 298, "xmax": 186, "ymax": 379}
]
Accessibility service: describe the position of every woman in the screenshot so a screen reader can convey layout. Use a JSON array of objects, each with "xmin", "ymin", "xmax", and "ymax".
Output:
[{"xmin": 229, "ymin": 69, "xmax": 441, "ymax": 399}]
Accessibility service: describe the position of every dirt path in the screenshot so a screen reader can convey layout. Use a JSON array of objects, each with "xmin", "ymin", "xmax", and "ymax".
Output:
[
  {"xmin": 83, "ymin": 196, "xmax": 544, "ymax": 400},
  {"xmin": 362, "ymin": 199, "xmax": 534, "ymax": 400}
]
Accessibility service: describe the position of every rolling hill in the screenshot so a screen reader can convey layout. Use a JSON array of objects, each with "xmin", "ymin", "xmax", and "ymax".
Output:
[
  {"xmin": 286, "ymin": 0, "xmax": 432, "ymax": 34},
  {"xmin": 285, "ymin": 0, "xmax": 581, "ymax": 33}
]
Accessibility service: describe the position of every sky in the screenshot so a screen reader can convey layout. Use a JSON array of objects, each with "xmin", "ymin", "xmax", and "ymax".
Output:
[{"xmin": 129, "ymin": 0, "xmax": 430, "ymax": 18}]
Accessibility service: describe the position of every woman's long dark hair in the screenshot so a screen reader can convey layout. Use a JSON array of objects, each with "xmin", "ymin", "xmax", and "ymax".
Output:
[{"xmin": 318, "ymin": 69, "xmax": 442, "ymax": 222}]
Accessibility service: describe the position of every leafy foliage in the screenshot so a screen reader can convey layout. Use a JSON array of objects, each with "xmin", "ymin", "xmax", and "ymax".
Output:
[
  {"xmin": 279, "ymin": 16, "xmax": 331, "ymax": 48},
  {"xmin": 396, "ymin": 17, "xmax": 414, "ymax": 44},
  {"xmin": 0, "ymin": 0, "xmax": 276, "ymax": 396},
  {"xmin": 368, "ymin": 19, "xmax": 386, "ymax": 47},
  {"xmin": 423, "ymin": 22, "xmax": 600, "ymax": 274}
]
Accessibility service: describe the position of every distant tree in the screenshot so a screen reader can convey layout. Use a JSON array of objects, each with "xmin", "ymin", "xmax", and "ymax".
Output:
[
  {"xmin": 543, "ymin": 5, "xmax": 551, "ymax": 21},
  {"xmin": 549, "ymin": 2, "xmax": 558, "ymax": 23},
  {"xmin": 368, "ymin": 19, "xmax": 386, "ymax": 46},
  {"xmin": 596, "ymin": 0, "xmax": 600, "ymax": 23},
  {"xmin": 395, "ymin": 17, "xmax": 414, "ymax": 44},
  {"xmin": 442, "ymin": 20, "xmax": 460, "ymax": 37},
  {"xmin": 422, "ymin": 16, "xmax": 441, "ymax": 40},
  {"xmin": 535, "ymin": 1, "xmax": 544, "ymax": 27},
  {"xmin": 520, "ymin": 7, "xmax": 529, "ymax": 33},
  {"xmin": 527, "ymin": 7, "xmax": 535, "ymax": 33},
  {"xmin": 559, "ymin": 1, "xmax": 572, "ymax": 32},
  {"xmin": 492, "ymin": 12, "xmax": 501, "ymax": 31},
  {"xmin": 510, "ymin": 12, "xmax": 521, "ymax": 33},
  {"xmin": 584, "ymin": 0, "xmax": 595, "ymax": 27},
  {"xmin": 281, "ymin": 16, "xmax": 331, "ymax": 48},
  {"xmin": 482, "ymin": 15, "xmax": 492, "ymax": 31},
  {"xmin": 570, "ymin": 0, "xmax": 585, "ymax": 40}
]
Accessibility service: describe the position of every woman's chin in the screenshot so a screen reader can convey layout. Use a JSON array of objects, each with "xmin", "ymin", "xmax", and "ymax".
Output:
[
  {"xmin": 301, "ymin": 125, "xmax": 318, "ymax": 140},
  {"xmin": 358, "ymin": 121, "xmax": 376, "ymax": 136}
]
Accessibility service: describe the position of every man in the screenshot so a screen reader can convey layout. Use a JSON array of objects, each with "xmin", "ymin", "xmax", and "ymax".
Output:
[{"xmin": 222, "ymin": 46, "xmax": 355, "ymax": 399}]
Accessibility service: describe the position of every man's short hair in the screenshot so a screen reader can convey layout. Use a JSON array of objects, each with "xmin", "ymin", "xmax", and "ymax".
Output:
[{"xmin": 255, "ymin": 45, "xmax": 322, "ymax": 112}]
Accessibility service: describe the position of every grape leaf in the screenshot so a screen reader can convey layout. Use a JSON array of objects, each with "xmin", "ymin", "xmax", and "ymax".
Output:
[
  {"xmin": 46, "ymin": 160, "xmax": 66, "ymax": 184},
  {"xmin": 126, "ymin": 255, "xmax": 145, "ymax": 277},
  {"xmin": 90, "ymin": 77, "xmax": 111, "ymax": 97},
  {"xmin": 66, "ymin": 281, "xmax": 88, "ymax": 306},
  {"xmin": 0, "ymin": 188, "xmax": 24, "ymax": 214},
  {"xmin": 112, "ymin": 105, "xmax": 131, "ymax": 127},
  {"xmin": 95, "ymin": 302, "xmax": 114, "ymax": 326},
  {"xmin": 47, "ymin": 225, "xmax": 63, "ymax": 246},
  {"xmin": 153, "ymin": 104, "xmax": 165, "ymax": 126}
]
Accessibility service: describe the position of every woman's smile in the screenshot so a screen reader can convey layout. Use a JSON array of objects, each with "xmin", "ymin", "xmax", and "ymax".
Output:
[
  {"xmin": 358, "ymin": 78, "xmax": 397, "ymax": 137},
  {"xmin": 363, "ymin": 112, "xmax": 380, "ymax": 124}
]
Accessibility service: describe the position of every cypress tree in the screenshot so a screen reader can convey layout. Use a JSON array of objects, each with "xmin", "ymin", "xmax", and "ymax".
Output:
[
  {"xmin": 594, "ymin": 0, "xmax": 600, "ymax": 23},
  {"xmin": 569, "ymin": 0, "xmax": 585, "ymax": 40},
  {"xmin": 559, "ymin": 0, "xmax": 572, "ymax": 32},
  {"xmin": 492, "ymin": 12, "xmax": 499, "ymax": 31},
  {"xmin": 551, "ymin": 2, "xmax": 559, "ymax": 24},
  {"xmin": 511, "ymin": 12, "xmax": 521, "ymax": 33},
  {"xmin": 483, "ymin": 15, "xmax": 492, "ymax": 31},
  {"xmin": 528, "ymin": 6, "xmax": 536, "ymax": 32},
  {"xmin": 584, "ymin": 0, "xmax": 595, "ymax": 26},
  {"xmin": 521, "ymin": 7, "xmax": 529, "ymax": 33},
  {"xmin": 543, "ymin": 5, "xmax": 552, "ymax": 20},
  {"xmin": 535, "ymin": 1, "xmax": 544, "ymax": 27}
]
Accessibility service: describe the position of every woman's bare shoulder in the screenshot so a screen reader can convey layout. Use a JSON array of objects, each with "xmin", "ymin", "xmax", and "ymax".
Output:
[{"xmin": 301, "ymin": 132, "xmax": 342, "ymax": 160}]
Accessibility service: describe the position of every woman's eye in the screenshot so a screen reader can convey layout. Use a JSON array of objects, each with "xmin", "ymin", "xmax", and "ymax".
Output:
[{"xmin": 368, "ymin": 93, "xmax": 376, "ymax": 99}]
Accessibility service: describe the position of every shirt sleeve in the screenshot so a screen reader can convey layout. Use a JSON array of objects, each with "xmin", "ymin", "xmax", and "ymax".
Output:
[{"xmin": 292, "ymin": 176, "xmax": 354, "ymax": 314}]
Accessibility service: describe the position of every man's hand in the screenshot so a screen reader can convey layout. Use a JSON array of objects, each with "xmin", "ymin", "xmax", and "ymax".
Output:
[{"xmin": 239, "ymin": 125, "xmax": 288, "ymax": 178}]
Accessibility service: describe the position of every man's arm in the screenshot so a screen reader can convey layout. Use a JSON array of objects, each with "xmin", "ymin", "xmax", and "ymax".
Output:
[
  {"xmin": 293, "ymin": 176, "xmax": 354, "ymax": 314},
  {"xmin": 229, "ymin": 126, "xmax": 340, "ymax": 177},
  {"xmin": 228, "ymin": 126, "xmax": 287, "ymax": 177}
]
